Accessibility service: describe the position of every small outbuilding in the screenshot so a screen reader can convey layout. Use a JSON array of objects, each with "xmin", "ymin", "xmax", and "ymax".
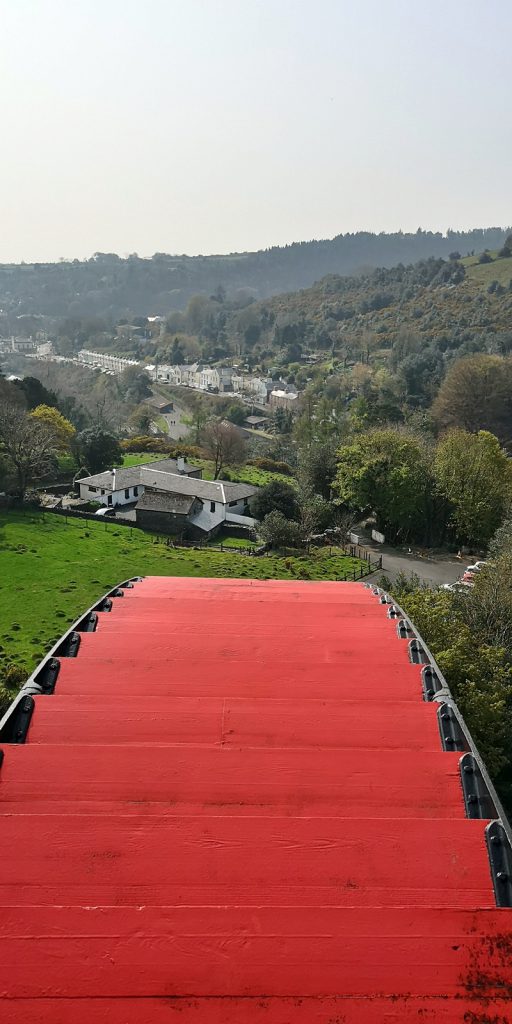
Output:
[{"xmin": 135, "ymin": 491, "xmax": 199, "ymax": 537}]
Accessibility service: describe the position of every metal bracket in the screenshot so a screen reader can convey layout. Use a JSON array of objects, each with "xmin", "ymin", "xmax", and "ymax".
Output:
[
  {"xmin": 0, "ymin": 695, "xmax": 35, "ymax": 744},
  {"xmin": 460, "ymin": 753, "xmax": 498, "ymax": 819},
  {"xmin": 437, "ymin": 703, "xmax": 470, "ymax": 752},
  {"xmin": 94, "ymin": 596, "xmax": 112, "ymax": 612},
  {"xmin": 409, "ymin": 638, "xmax": 429, "ymax": 664},
  {"xmin": 486, "ymin": 821, "xmax": 512, "ymax": 907},
  {"xmin": 422, "ymin": 664, "xmax": 444, "ymax": 701},
  {"xmin": 54, "ymin": 631, "xmax": 81, "ymax": 658},
  {"xmin": 75, "ymin": 611, "xmax": 98, "ymax": 633},
  {"xmin": 33, "ymin": 657, "xmax": 60, "ymax": 694},
  {"xmin": 387, "ymin": 605, "xmax": 400, "ymax": 619},
  {"xmin": 397, "ymin": 618, "xmax": 415, "ymax": 639}
]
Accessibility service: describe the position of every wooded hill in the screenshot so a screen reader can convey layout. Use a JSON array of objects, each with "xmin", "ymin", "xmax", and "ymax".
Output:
[
  {"xmin": 223, "ymin": 247, "xmax": 512, "ymax": 392},
  {"xmin": 0, "ymin": 227, "xmax": 508, "ymax": 318}
]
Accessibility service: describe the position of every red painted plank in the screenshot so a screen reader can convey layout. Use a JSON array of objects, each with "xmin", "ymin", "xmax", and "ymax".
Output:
[
  {"xmin": 4, "ymin": 997, "xmax": 512, "ymax": 1023},
  {"xmin": 0, "ymin": 746, "xmax": 465, "ymax": 817},
  {"xmin": 108, "ymin": 598, "xmax": 391, "ymax": 621},
  {"xmin": 133, "ymin": 577, "xmax": 377, "ymax": 597},
  {"xmin": 0, "ymin": 909, "xmax": 507, "ymax": 995},
  {"xmin": 25, "ymin": 696, "xmax": 441, "ymax": 749},
  {"xmin": 74, "ymin": 629, "xmax": 413, "ymax": 663},
  {"xmin": 0, "ymin": 815, "xmax": 494, "ymax": 905},
  {"xmin": 53, "ymin": 656, "xmax": 424, "ymax": 700}
]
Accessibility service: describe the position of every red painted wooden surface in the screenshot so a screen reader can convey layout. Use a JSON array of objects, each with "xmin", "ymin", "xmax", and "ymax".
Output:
[{"xmin": 1, "ymin": 575, "xmax": 511, "ymax": 1022}]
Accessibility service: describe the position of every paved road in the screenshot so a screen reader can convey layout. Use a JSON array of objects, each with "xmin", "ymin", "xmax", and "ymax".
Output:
[
  {"xmin": 366, "ymin": 542, "xmax": 465, "ymax": 588},
  {"xmin": 162, "ymin": 402, "xmax": 192, "ymax": 441}
]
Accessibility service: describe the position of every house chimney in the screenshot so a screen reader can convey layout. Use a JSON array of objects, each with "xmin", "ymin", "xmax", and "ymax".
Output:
[
  {"xmin": 177, "ymin": 456, "xmax": 185, "ymax": 474},
  {"xmin": 111, "ymin": 467, "xmax": 116, "ymax": 493}
]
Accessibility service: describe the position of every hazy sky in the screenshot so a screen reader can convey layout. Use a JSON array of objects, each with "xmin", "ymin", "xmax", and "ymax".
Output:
[{"xmin": 0, "ymin": 0, "xmax": 510, "ymax": 262}]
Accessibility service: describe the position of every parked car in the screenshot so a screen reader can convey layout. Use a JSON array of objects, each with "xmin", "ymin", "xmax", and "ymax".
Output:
[
  {"xmin": 94, "ymin": 506, "xmax": 116, "ymax": 517},
  {"xmin": 441, "ymin": 581, "xmax": 474, "ymax": 593}
]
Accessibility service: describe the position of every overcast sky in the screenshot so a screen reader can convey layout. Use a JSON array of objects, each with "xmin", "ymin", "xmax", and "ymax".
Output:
[{"xmin": 0, "ymin": 0, "xmax": 510, "ymax": 262}]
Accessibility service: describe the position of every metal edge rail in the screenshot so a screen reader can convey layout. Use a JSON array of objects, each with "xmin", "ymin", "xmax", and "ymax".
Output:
[
  {"xmin": 0, "ymin": 577, "xmax": 144, "ymax": 742},
  {"xmin": 366, "ymin": 582, "xmax": 512, "ymax": 906}
]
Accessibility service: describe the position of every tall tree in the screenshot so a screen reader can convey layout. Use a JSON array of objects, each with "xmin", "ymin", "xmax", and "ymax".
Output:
[
  {"xmin": 334, "ymin": 428, "xmax": 434, "ymax": 542},
  {"xmin": 30, "ymin": 405, "xmax": 75, "ymax": 451},
  {"xmin": 434, "ymin": 429, "xmax": 512, "ymax": 546},
  {"xmin": 201, "ymin": 419, "xmax": 246, "ymax": 479},
  {"xmin": 120, "ymin": 366, "xmax": 152, "ymax": 404},
  {"xmin": 74, "ymin": 428, "xmax": 122, "ymax": 475},
  {"xmin": 432, "ymin": 355, "xmax": 512, "ymax": 443},
  {"xmin": 0, "ymin": 404, "xmax": 58, "ymax": 498},
  {"xmin": 252, "ymin": 480, "xmax": 299, "ymax": 522}
]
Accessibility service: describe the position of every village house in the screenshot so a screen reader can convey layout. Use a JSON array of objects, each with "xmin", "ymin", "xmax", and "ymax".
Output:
[
  {"xmin": 244, "ymin": 414, "xmax": 270, "ymax": 430},
  {"xmin": 143, "ymin": 394, "xmax": 174, "ymax": 415},
  {"xmin": 134, "ymin": 475, "xmax": 257, "ymax": 539},
  {"xmin": 269, "ymin": 388, "xmax": 300, "ymax": 411},
  {"xmin": 77, "ymin": 458, "xmax": 202, "ymax": 507},
  {"xmin": 77, "ymin": 458, "xmax": 258, "ymax": 539}
]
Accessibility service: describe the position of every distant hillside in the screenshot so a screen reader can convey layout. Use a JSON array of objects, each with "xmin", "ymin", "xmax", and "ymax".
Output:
[
  {"xmin": 0, "ymin": 227, "xmax": 508, "ymax": 319},
  {"xmin": 238, "ymin": 249, "xmax": 512, "ymax": 358}
]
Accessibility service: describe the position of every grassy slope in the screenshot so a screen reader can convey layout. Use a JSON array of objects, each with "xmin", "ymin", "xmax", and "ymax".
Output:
[
  {"xmin": 463, "ymin": 251, "xmax": 512, "ymax": 288},
  {"xmin": 0, "ymin": 510, "xmax": 363, "ymax": 676},
  {"xmin": 247, "ymin": 254, "xmax": 512, "ymax": 358}
]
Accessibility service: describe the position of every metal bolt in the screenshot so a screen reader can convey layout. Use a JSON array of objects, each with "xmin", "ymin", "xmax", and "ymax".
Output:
[{"xmin": 497, "ymin": 872, "xmax": 509, "ymax": 882}]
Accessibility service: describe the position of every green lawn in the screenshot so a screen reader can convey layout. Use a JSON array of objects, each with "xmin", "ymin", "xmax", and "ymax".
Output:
[
  {"xmin": 121, "ymin": 453, "xmax": 165, "ymax": 467},
  {"xmin": 0, "ymin": 509, "xmax": 366, "ymax": 686}
]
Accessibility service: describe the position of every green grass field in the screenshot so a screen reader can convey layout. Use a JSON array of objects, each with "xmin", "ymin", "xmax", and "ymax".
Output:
[
  {"xmin": 462, "ymin": 251, "xmax": 512, "ymax": 288},
  {"xmin": 121, "ymin": 453, "xmax": 165, "ymax": 467},
  {"xmin": 0, "ymin": 510, "xmax": 365, "ymax": 685}
]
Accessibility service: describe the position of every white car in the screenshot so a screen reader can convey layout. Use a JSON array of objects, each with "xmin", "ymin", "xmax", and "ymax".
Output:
[{"xmin": 441, "ymin": 581, "xmax": 474, "ymax": 593}]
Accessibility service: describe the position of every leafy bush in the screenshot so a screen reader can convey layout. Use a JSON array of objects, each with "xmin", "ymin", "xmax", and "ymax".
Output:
[
  {"xmin": 121, "ymin": 436, "xmax": 201, "ymax": 458},
  {"xmin": 247, "ymin": 457, "xmax": 294, "ymax": 476}
]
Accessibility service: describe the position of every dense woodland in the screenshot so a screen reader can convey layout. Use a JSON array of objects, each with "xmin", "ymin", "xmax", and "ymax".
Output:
[{"xmin": 0, "ymin": 226, "xmax": 508, "ymax": 318}]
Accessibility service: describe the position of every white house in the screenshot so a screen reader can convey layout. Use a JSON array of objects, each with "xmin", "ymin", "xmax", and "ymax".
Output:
[
  {"xmin": 77, "ymin": 458, "xmax": 201, "ymax": 507},
  {"xmin": 77, "ymin": 458, "xmax": 257, "ymax": 538}
]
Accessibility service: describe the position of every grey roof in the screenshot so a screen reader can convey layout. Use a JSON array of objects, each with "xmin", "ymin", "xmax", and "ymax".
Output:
[
  {"xmin": 143, "ymin": 396, "xmax": 173, "ymax": 410},
  {"xmin": 77, "ymin": 467, "xmax": 143, "ymax": 489},
  {"xmin": 77, "ymin": 457, "xmax": 196, "ymax": 490},
  {"xmin": 245, "ymin": 415, "xmax": 269, "ymax": 424},
  {"xmin": 140, "ymin": 467, "xmax": 257, "ymax": 504},
  {"xmin": 136, "ymin": 491, "xmax": 194, "ymax": 515}
]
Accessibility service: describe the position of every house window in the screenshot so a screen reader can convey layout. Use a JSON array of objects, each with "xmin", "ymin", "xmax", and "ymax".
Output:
[
  {"xmin": 210, "ymin": 501, "xmax": 216, "ymax": 512},
  {"xmin": 133, "ymin": 486, "xmax": 138, "ymax": 497},
  {"xmin": 101, "ymin": 489, "xmax": 105, "ymax": 495},
  {"xmin": 124, "ymin": 488, "xmax": 130, "ymax": 499},
  {"xmin": 107, "ymin": 495, "xmax": 112, "ymax": 506},
  {"xmin": 229, "ymin": 500, "xmax": 237, "ymax": 507},
  {"xmin": 89, "ymin": 486, "xmax": 97, "ymax": 493}
]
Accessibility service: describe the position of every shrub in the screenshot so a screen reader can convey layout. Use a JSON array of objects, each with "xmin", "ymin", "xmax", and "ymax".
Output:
[{"xmin": 247, "ymin": 457, "xmax": 294, "ymax": 476}]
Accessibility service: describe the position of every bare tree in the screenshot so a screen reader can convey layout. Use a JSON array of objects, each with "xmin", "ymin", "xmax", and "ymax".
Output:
[
  {"xmin": 201, "ymin": 418, "xmax": 246, "ymax": 479},
  {"xmin": 0, "ymin": 404, "xmax": 58, "ymax": 498}
]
